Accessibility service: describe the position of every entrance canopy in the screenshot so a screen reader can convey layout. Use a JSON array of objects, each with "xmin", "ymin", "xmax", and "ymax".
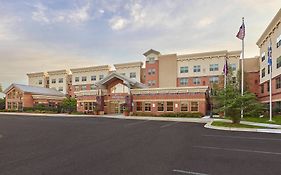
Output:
[{"xmin": 95, "ymin": 72, "xmax": 147, "ymax": 89}]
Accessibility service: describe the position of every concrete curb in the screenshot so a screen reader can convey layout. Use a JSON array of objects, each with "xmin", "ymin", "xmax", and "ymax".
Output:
[
  {"xmin": 0, "ymin": 112, "xmax": 97, "ymax": 118},
  {"xmin": 204, "ymin": 121, "xmax": 281, "ymax": 134},
  {"xmin": 100, "ymin": 115, "xmax": 212, "ymax": 123},
  {"xmin": 0, "ymin": 112, "xmax": 212, "ymax": 123},
  {"xmin": 214, "ymin": 118, "xmax": 281, "ymax": 129}
]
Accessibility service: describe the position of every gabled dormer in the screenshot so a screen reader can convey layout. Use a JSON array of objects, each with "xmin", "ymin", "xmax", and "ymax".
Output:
[{"xmin": 143, "ymin": 49, "xmax": 161, "ymax": 63}]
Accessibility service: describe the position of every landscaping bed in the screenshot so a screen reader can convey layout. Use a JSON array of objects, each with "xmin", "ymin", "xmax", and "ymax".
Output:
[
  {"xmin": 241, "ymin": 116, "xmax": 281, "ymax": 125},
  {"xmin": 211, "ymin": 121, "xmax": 267, "ymax": 129}
]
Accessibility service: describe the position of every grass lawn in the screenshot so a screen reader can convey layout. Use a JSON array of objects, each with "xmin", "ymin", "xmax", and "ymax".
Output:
[
  {"xmin": 241, "ymin": 116, "xmax": 281, "ymax": 125},
  {"xmin": 211, "ymin": 121, "xmax": 267, "ymax": 129}
]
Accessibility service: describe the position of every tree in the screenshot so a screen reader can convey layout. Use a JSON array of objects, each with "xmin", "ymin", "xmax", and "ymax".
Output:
[
  {"xmin": 213, "ymin": 84, "xmax": 264, "ymax": 123},
  {"xmin": 0, "ymin": 83, "xmax": 2, "ymax": 92},
  {"xmin": 61, "ymin": 98, "xmax": 77, "ymax": 114},
  {"xmin": 0, "ymin": 97, "xmax": 5, "ymax": 110}
]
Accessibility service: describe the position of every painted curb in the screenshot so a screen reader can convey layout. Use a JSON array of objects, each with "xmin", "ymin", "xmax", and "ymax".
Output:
[
  {"xmin": 0, "ymin": 112, "xmax": 212, "ymax": 123},
  {"xmin": 204, "ymin": 121, "xmax": 281, "ymax": 134}
]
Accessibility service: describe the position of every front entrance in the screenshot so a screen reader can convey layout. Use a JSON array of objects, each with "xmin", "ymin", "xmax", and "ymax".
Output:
[{"xmin": 109, "ymin": 101, "xmax": 125, "ymax": 114}]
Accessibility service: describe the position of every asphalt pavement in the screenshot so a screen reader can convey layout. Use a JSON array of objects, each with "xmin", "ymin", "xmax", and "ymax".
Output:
[{"xmin": 0, "ymin": 114, "xmax": 281, "ymax": 175}]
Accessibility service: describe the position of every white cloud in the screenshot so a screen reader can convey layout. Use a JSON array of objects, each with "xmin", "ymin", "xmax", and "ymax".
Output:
[
  {"xmin": 68, "ymin": 2, "xmax": 91, "ymax": 23},
  {"xmin": 31, "ymin": 3, "xmax": 50, "ymax": 24},
  {"xmin": 0, "ymin": 15, "xmax": 21, "ymax": 40},
  {"xmin": 196, "ymin": 17, "xmax": 215, "ymax": 28},
  {"xmin": 31, "ymin": 1, "xmax": 92, "ymax": 24},
  {"xmin": 109, "ymin": 16, "xmax": 129, "ymax": 30}
]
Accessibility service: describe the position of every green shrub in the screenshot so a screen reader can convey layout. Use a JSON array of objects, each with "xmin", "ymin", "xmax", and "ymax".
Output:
[
  {"xmin": 132, "ymin": 112, "xmax": 156, "ymax": 117},
  {"xmin": 132, "ymin": 112, "xmax": 203, "ymax": 118}
]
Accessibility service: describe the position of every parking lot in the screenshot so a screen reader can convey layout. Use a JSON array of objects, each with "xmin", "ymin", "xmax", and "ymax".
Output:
[{"xmin": 0, "ymin": 114, "xmax": 281, "ymax": 175}]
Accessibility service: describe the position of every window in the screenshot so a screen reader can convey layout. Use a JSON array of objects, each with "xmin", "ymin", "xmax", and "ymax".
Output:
[
  {"xmin": 51, "ymin": 79, "xmax": 56, "ymax": 84},
  {"xmin": 277, "ymin": 34, "xmax": 281, "ymax": 48},
  {"xmin": 75, "ymin": 86, "xmax": 80, "ymax": 91},
  {"xmin": 99, "ymin": 75, "xmax": 104, "ymax": 80},
  {"xmin": 81, "ymin": 85, "xmax": 87, "ymax": 90},
  {"xmin": 261, "ymin": 52, "xmax": 265, "ymax": 61},
  {"xmin": 7, "ymin": 102, "xmax": 11, "ymax": 109},
  {"xmin": 277, "ymin": 56, "xmax": 281, "ymax": 69},
  {"xmin": 209, "ymin": 76, "xmax": 219, "ymax": 84},
  {"xmin": 148, "ymin": 80, "xmax": 156, "ymax": 87},
  {"xmin": 59, "ymin": 78, "xmax": 63, "ymax": 83},
  {"xmin": 38, "ymin": 80, "xmax": 42, "ymax": 85},
  {"xmin": 130, "ymin": 72, "xmax": 136, "ymax": 78},
  {"xmin": 148, "ymin": 68, "xmax": 156, "ymax": 75},
  {"xmin": 136, "ymin": 102, "xmax": 142, "ymax": 111},
  {"xmin": 58, "ymin": 87, "xmax": 63, "ymax": 92},
  {"xmin": 262, "ymin": 68, "xmax": 265, "ymax": 78},
  {"xmin": 144, "ymin": 102, "xmax": 151, "ymax": 111},
  {"xmin": 91, "ymin": 75, "xmax": 96, "ymax": 81},
  {"xmin": 267, "ymin": 81, "xmax": 270, "ymax": 92},
  {"xmin": 181, "ymin": 102, "xmax": 188, "ymax": 112},
  {"xmin": 75, "ymin": 77, "xmax": 79, "ymax": 82},
  {"xmin": 166, "ymin": 101, "xmax": 173, "ymax": 111},
  {"xmin": 229, "ymin": 64, "xmax": 237, "ymax": 71},
  {"xmin": 180, "ymin": 66, "xmax": 188, "ymax": 73},
  {"xmin": 191, "ymin": 102, "xmax": 199, "ymax": 112},
  {"xmin": 82, "ymin": 76, "xmax": 87, "ymax": 82},
  {"xmin": 268, "ymin": 65, "xmax": 271, "ymax": 74},
  {"xmin": 209, "ymin": 64, "xmax": 219, "ymax": 71},
  {"xmin": 261, "ymin": 84, "xmax": 264, "ymax": 94},
  {"xmin": 276, "ymin": 77, "xmax": 281, "ymax": 89},
  {"xmin": 90, "ymin": 84, "xmax": 95, "ymax": 90},
  {"xmin": 193, "ymin": 77, "xmax": 200, "ymax": 85},
  {"xmin": 12, "ymin": 102, "xmax": 17, "ymax": 110},
  {"xmin": 193, "ymin": 65, "xmax": 201, "ymax": 72},
  {"xmin": 120, "ymin": 73, "xmax": 126, "ymax": 76},
  {"xmin": 148, "ymin": 57, "xmax": 155, "ymax": 63},
  {"xmin": 180, "ymin": 78, "xmax": 188, "ymax": 86},
  {"xmin": 158, "ymin": 102, "xmax": 164, "ymax": 111}
]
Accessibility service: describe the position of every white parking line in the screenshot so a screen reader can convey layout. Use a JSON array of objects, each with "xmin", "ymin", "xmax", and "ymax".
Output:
[
  {"xmin": 125, "ymin": 120, "xmax": 150, "ymax": 126},
  {"xmin": 173, "ymin": 169, "xmax": 209, "ymax": 175},
  {"xmin": 160, "ymin": 121, "xmax": 179, "ymax": 128},
  {"xmin": 203, "ymin": 134, "xmax": 281, "ymax": 141},
  {"xmin": 194, "ymin": 145, "xmax": 281, "ymax": 155}
]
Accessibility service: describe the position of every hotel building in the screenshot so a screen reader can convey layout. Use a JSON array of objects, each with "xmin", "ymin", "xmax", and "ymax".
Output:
[
  {"xmin": 256, "ymin": 8, "xmax": 281, "ymax": 109},
  {"xmin": 6, "ymin": 49, "xmax": 241, "ymax": 115}
]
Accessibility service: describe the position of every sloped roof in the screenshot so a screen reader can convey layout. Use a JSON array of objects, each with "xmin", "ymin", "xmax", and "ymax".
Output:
[
  {"xmin": 96, "ymin": 72, "xmax": 147, "ymax": 89},
  {"xmin": 4, "ymin": 84, "xmax": 65, "ymax": 97},
  {"xmin": 143, "ymin": 49, "xmax": 160, "ymax": 57}
]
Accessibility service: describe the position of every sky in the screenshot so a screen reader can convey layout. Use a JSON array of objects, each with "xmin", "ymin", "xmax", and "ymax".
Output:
[{"xmin": 0, "ymin": 0, "xmax": 280, "ymax": 96}]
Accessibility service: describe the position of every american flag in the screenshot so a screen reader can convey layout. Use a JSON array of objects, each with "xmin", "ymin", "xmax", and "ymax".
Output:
[{"xmin": 236, "ymin": 21, "xmax": 245, "ymax": 40}]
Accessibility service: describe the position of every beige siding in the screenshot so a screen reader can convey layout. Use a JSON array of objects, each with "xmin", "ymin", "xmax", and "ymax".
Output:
[{"xmin": 159, "ymin": 54, "xmax": 177, "ymax": 87}]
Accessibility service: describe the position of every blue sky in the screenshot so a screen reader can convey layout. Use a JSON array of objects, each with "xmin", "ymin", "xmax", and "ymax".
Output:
[{"xmin": 0, "ymin": 0, "xmax": 280, "ymax": 95}]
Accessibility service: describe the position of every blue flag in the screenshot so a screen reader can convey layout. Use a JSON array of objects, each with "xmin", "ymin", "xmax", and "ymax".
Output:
[{"xmin": 268, "ymin": 41, "xmax": 272, "ymax": 66}]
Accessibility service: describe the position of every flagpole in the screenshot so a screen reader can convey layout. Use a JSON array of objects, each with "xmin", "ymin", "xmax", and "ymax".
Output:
[
  {"xmin": 269, "ymin": 39, "xmax": 273, "ymax": 122},
  {"xmin": 224, "ymin": 57, "xmax": 227, "ymax": 117},
  {"xmin": 241, "ymin": 17, "xmax": 244, "ymax": 118},
  {"xmin": 269, "ymin": 64, "xmax": 273, "ymax": 121}
]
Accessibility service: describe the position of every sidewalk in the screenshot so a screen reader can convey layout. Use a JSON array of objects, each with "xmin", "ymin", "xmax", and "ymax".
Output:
[
  {"xmin": 205, "ymin": 118, "xmax": 281, "ymax": 134},
  {"xmin": 214, "ymin": 118, "xmax": 281, "ymax": 129}
]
